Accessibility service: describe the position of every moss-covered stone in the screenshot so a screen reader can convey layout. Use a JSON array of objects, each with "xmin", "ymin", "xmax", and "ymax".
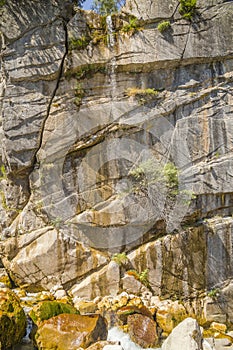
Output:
[
  {"xmin": 0, "ymin": 274, "xmax": 12, "ymax": 289},
  {"xmin": 0, "ymin": 288, "xmax": 26, "ymax": 348},
  {"xmin": 29, "ymin": 300, "xmax": 79, "ymax": 325}
]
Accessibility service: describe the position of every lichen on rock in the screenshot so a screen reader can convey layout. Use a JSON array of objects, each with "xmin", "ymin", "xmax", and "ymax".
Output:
[
  {"xmin": 0, "ymin": 288, "xmax": 26, "ymax": 348},
  {"xmin": 29, "ymin": 300, "xmax": 79, "ymax": 325}
]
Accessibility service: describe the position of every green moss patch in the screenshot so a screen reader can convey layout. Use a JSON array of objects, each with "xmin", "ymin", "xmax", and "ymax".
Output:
[
  {"xmin": 29, "ymin": 300, "xmax": 79, "ymax": 325},
  {"xmin": 0, "ymin": 289, "xmax": 26, "ymax": 348}
]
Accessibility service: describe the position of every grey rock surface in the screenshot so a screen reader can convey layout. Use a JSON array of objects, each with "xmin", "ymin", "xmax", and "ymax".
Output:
[{"xmin": 0, "ymin": 0, "xmax": 232, "ymax": 328}]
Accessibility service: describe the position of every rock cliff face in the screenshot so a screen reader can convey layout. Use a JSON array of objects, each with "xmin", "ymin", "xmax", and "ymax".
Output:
[{"xmin": 0, "ymin": 0, "xmax": 233, "ymax": 322}]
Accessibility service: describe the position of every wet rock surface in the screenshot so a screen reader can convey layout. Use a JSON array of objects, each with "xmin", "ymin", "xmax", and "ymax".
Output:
[
  {"xmin": 35, "ymin": 313, "xmax": 108, "ymax": 350},
  {"xmin": 29, "ymin": 300, "xmax": 79, "ymax": 325}
]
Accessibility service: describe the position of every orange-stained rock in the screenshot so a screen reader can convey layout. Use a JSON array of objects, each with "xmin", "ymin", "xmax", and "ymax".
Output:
[
  {"xmin": 30, "ymin": 300, "xmax": 79, "ymax": 325},
  {"xmin": 76, "ymin": 301, "xmax": 97, "ymax": 315},
  {"xmin": 117, "ymin": 304, "xmax": 153, "ymax": 325},
  {"xmin": 156, "ymin": 300, "xmax": 188, "ymax": 334},
  {"xmin": 35, "ymin": 313, "xmax": 108, "ymax": 350},
  {"xmin": 127, "ymin": 313, "xmax": 158, "ymax": 348},
  {"xmin": 210, "ymin": 322, "xmax": 227, "ymax": 333}
]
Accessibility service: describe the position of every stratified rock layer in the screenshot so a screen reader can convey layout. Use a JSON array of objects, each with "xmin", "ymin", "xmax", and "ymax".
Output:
[{"xmin": 0, "ymin": 0, "xmax": 233, "ymax": 325}]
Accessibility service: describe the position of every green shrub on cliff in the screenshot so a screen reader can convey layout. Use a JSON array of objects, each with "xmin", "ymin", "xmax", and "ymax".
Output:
[
  {"xmin": 163, "ymin": 162, "xmax": 179, "ymax": 194},
  {"xmin": 0, "ymin": 164, "xmax": 7, "ymax": 180},
  {"xmin": 69, "ymin": 35, "xmax": 91, "ymax": 51},
  {"xmin": 158, "ymin": 20, "xmax": 171, "ymax": 33},
  {"xmin": 207, "ymin": 288, "xmax": 220, "ymax": 299},
  {"xmin": 127, "ymin": 269, "xmax": 150, "ymax": 288},
  {"xmin": 112, "ymin": 252, "xmax": 128, "ymax": 265},
  {"xmin": 121, "ymin": 17, "xmax": 142, "ymax": 35},
  {"xmin": 74, "ymin": 83, "xmax": 85, "ymax": 107},
  {"xmin": 179, "ymin": 0, "xmax": 197, "ymax": 19},
  {"xmin": 126, "ymin": 87, "xmax": 159, "ymax": 105},
  {"xmin": 129, "ymin": 160, "xmax": 178, "ymax": 194}
]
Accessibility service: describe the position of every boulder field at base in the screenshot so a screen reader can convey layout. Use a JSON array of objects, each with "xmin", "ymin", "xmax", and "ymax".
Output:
[{"xmin": 0, "ymin": 287, "xmax": 232, "ymax": 349}]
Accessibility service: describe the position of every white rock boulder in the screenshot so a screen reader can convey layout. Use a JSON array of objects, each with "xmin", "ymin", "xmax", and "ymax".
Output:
[{"xmin": 161, "ymin": 317, "xmax": 203, "ymax": 350}]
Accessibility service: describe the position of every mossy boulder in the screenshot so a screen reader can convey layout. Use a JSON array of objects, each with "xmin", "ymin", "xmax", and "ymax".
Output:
[
  {"xmin": 0, "ymin": 288, "xmax": 26, "ymax": 348},
  {"xmin": 0, "ymin": 269, "xmax": 12, "ymax": 288},
  {"xmin": 35, "ymin": 314, "xmax": 108, "ymax": 349},
  {"xmin": 29, "ymin": 300, "xmax": 79, "ymax": 325}
]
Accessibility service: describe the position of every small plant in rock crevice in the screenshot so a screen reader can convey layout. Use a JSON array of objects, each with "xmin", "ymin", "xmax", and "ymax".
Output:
[
  {"xmin": 69, "ymin": 35, "xmax": 91, "ymax": 51},
  {"xmin": 126, "ymin": 87, "xmax": 159, "ymax": 105},
  {"xmin": 65, "ymin": 63, "xmax": 107, "ymax": 81},
  {"xmin": 163, "ymin": 162, "xmax": 179, "ymax": 195},
  {"xmin": 75, "ymin": 64, "xmax": 107, "ymax": 80},
  {"xmin": 129, "ymin": 159, "xmax": 179, "ymax": 197},
  {"xmin": 126, "ymin": 87, "xmax": 158, "ymax": 97},
  {"xmin": 0, "ymin": 190, "xmax": 9, "ymax": 211},
  {"xmin": 207, "ymin": 288, "xmax": 220, "ymax": 299},
  {"xmin": 179, "ymin": 0, "xmax": 197, "ymax": 20},
  {"xmin": 127, "ymin": 158, "xmax": 196, "ymax": 227},
  {"xmin": 74, "ymin": 82, "xmax": 85, "ymax": 107},
  {"xmin": 50, "ymin": 217, "xmax": 62, "ymax": 229},
  {"xmin": 127, "ymin": 268, "xmax": 150, "ymax": 288},
  {"xmin": 0, "ymin": 165, "xmax": 7, "ymax": 180},
  {"xmin": 90, "ymin": 29, "xmax": 109, "ymax": 46},
  {"xmin": 121, "ymin": 17, "xmax": 143, "ymax": 36},
  {"xmin": 157, "ymin": 20, "xmax": 171, "ymax": 33},
  {"xmin": 111, "ymin": 252, "xmax": 128, "ymax": 266}
]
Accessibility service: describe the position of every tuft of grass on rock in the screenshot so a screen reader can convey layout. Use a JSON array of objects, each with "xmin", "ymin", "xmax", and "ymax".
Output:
[{"xmin": 158, "ymin": 20, "xmax": 171, "ymax": 33}]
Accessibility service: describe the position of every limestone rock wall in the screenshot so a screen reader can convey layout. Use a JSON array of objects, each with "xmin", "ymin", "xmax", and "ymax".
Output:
[{"xmin": 0, "ymin": 0, "xmax": 233, "ymax": 323}]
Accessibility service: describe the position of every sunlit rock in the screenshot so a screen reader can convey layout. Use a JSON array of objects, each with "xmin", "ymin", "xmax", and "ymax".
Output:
[
  {"xmin": 156, "ymin": 300, "xmax": 188, "ymax": 335},
  {"xmin": 35, "ymin": 314, "xmax": 108, "ymax": 350},
  {"xmin": 0, "ymin": 0, "xmax": 232, "ymax": 318},
  {"xmin": 161, "ymin": 317, "xmax": 202, "ymax": 350},
  {"xmin": 127, "ymin": 313, "xmax": 158, "ymax": 348},
  {"xmin": 29, "ymin": 300, "xmax": 79, "ymax": 325}
]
